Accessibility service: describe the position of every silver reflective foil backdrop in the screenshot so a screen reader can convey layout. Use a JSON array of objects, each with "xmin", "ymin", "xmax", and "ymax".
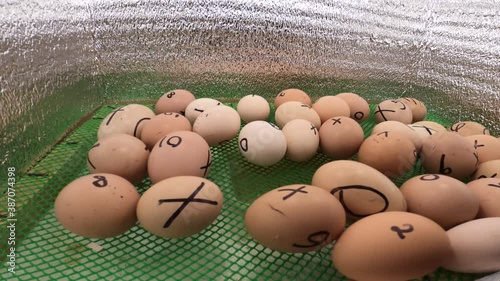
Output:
[{"xmin": 1, "ymin": 1, "xmax": 499, "ymax": 168}]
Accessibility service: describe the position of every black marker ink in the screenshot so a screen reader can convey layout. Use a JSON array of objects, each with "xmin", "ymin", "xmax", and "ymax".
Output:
[
  {"xmin": 420, "ymin": 174, "xmax": 440, "ymax": 181},
  {"xmin": 390, "ymin": 224, "xmax": 414, "ymax": 239},
  {"xmin": 92, "ymin": 175, "xmax": 108, "ymax": 188},
  {"xmin": 330, "ymin": 185, "xmax": 389, "ymax": 217},
  {"xmin": 166, "ymin": 91, "xmax": 176, "ymax": 98},
  {"xmin": 133, "ymin": 117, "xmax": 151, "ymax": 137},
  {"xmin": 166, "ymin": 136, "xmax": 182, "ymax": 148},
  {"xmin": 105, "ymin": 107, "xmax": 125, "ymax": 126},
  {"xmin": 439, "ymin": 154, "xmax": 452, "ymax": 175},
  {"xmin": 239, "ymin": 138, "xmax": 249, "ymax": 152},
  {"xmin": 277, "ymin": 186, "xmax": 308, "ymax": 200},
  {"xmin": 374, "ymin": 106, "xmax": 395, "ymax": 121},
  {"xmin": 293, "ymin": 231, "xmax": 330, "ymax": 248}
]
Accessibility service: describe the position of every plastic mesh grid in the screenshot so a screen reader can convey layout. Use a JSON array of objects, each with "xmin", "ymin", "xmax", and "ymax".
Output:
[{"xmin": 1, "ymin": 102, "xmax": 488, "ymax": 281}]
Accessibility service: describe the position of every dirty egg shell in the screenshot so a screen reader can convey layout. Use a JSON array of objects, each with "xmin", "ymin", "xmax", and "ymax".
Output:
[
  {"xmin": 448, "ymin": 121, "xmax": 490, "ymax": 137},
  {"xmin": 148, "ymin": 131, "xmax": 212, "ymax": 184},
  {"xmin": 311, "ymin": 160, "xmax": 407, "ymax": 220},
  {"xmin": 358, "ymin": 131, "xmax": 417, "ymax": 179},
  {"xmin": 140, "ymin": 112, "xmax": 192, "ymax": 149},
  {"xmin": 238, "ymin": 121, "xmax": 287, "ymax": 167},
  {"xmin": 400, "ymin": 174, "xmax": 479, "ymax": 230},
  {"xmin": 193, "ymin": 105, "xmax": 241, "ymax": 146},
  {"xmin": 282, "ymin": 119, "xmax": 319, "ymax": 162},
  {"xmin": 332, "ymin": 211, "xmax": 452, "ymax": 281},
  {"xmin": 155, "ymin": 89, "xmax": 196, "ymax": 115},
  {"xmin": 336, "ymin": 92, "xmax": 370, "ymax": 123},
  {"xmin": 137, "ymin": 176, "xmax": 223, "ymax": 238},
  {"xmin": 371, "ymin": 120, "xmax": 423, "ymax": 151},
  {"xmin": 87, "ymin": 134, "xmax": 150, "ymax": 185},
  {"xmin": 467, "ymin": 178, "xmax": 500, "ymax": 218},
  {"xmin": 274, "ymin": 88, "xmax": 312, "ymax": 109},
  {"xmin": 311, "ymin": 95, "xmax": 351, "ymax": 124},
  {"xmin": 184, "ymin": 98, "xmax": 222, "ymax": 124},
  {"xmin": 245, "ymin": 184, "xmax": 346, "ymax": 253},
  {"xmin": 54, "ymin": 173, "xmax": 140, "ymax": 238},
  {"xmin": 97, "ymin": 104, "xmax": 155, "ymax": 140},
  {"xmin": 319, "ymin": 117, "xmax": 364, "ymax": 160},
  {"xmin": 237, "ymin": 94, "xmax": 270, "ymax": 123},
  {"xmin": 274, "ymin": 101, "xmax": 321, "ymax": 129},
  {"xmin": 472, "ymin": 159, "xmax": 500, "ymax": 180},
  {"xmin": 465, "ymin": 134, "xmax": 500, "ymax": 164},
  {"xmin": 373, "ymin": 99, "xmax": 413, "ymax": 124},
  {"xmin": 442, "ymin": 217, "xmax": 500, "ymax": 273}
]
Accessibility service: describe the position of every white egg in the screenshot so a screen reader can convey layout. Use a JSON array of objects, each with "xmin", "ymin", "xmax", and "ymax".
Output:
[
  {"xmin": 282, "ymin": 119, "xmax": 320, "ymax": 162},
  {"xmin": 193, "ymin": 105, "xmax": 241, "ymax": 146},
  {"xmin": 238, "ymin": 121, "xmax": 287, "ymax": 167},
  {"xmin": 275, "ymin": 101, "xmax": 321, "ymax": 129},
  {"xmin": 185, "ymin": 98, "xmax": 222, "ymax": 124},
  {"xmin": 237, "ymin": 94, "xmax": 270, "ymax": 123},
  {"xmin": 97, "ymin": 104, "xmax": 155, "ymax": 140}
]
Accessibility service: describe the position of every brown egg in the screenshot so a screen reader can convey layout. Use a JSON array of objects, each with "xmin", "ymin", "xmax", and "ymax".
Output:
[
  {"xmin": 311, "ymin": 96, "xmax": 351, "ymax": 124},
  {"xmin": 274, "ymin": 101, "xmax": 321, "ymax": 129},
  {"xmin": 397, "ymin": 97, "xmax": 427, "ymax": 122},
  {"xmin": 148, "ymin": 131, "xmax": 212, "ymax": 184},
  {"xmin": 140, "ymin": 113, "xmax": 192, "ymax": 149},
  {"xmin": 136, "ymin": 176, "xmax": 223, "ymax": 238},
  {"xmin": 373, "ymin": 99, "xmax": 413, "ymax": 124},
  {"xmin": 319, "ymin": 117, "xmax": 364, "ymax": 160},
  {"xmin": 87, "ymin": 134, "xmax": 150, "ymax": 184},
  {"xmin": 311, "ymin": 160, "xmax": 407, "ymax": 220},
  {"xmin": 193, "ymin": 105, "xmax": 241, "ymax": 146},
  {"xmin": 400, "ymin": 174, "xmax": 479, "ymax": 229},
  {"xmin": 331, "ymin": 211, "xmax": 451, "ymax": 281},
  {"xmin": 97, "ymin": 104, "xmax": 155, "ymax": 140},
  {"xmin": 467, "ymin": 178, "xmax": 500, "ymax": 218},
  {"xmin": 336, "ymin": 92, "xmax": 370, "ymax": 123},
  {"xmin": 465, "ymin": 134, "xmax": 500, "ymax": 164},
  {"xmin": 358, "ymin": 131, "xmax": 417, "ymax": 178},
  {"xmin": 282, "ymin": 119, "xmax": 320, "ymax": 162},
  {"xmin": 274, "ymin": 88, "xmax": 312, "ymax": 109},
  {"xmin": 409, "ymin": 121, "xmax": 444, "ymax": 144},
  {"xmin": 448, "ymin": 121, "xmax": 490, "ymax": 137},
  {"xmin": 421, "ymin": 131, "xmax": 478, "ymax": 180},
  {"xmin": 472, "ymin": 159, "xmax": 500, "ymax": 180},
  {"xmin": 245, "ymin": 184, "xmax": 346, "ymax": 253},
  {"xmin": 155, "ymin": 89, "xmax": 196, "ymax": 115},
  {"xmin": 184, "ymin": 98, "xmax": 222, "ymax": 124},
  {"xmin": 371, "ymin": 121, "xmax": 423, "ymax": 151},
  {"xmin": 54, "ymin": 173, "xmax": 140, "ymax": 238}
]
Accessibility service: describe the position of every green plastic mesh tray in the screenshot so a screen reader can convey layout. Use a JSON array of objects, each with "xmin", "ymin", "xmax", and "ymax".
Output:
[{"xmin": 0, "ymin": 101, "xmax": 488, "ymax": 281}]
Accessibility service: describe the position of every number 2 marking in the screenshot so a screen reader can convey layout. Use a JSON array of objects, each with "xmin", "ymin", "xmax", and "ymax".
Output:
[{"xmin": 390, "ymin": 224, "xmax": 414, "ymax": 239}]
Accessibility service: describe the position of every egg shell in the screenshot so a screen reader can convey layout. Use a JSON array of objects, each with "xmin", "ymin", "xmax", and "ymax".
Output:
[
  {"xmin": 472, "ymin": 159, "xmax": 500, "ymax": 180},
  {"xmin": 282, "ymin": 119, "xmax": 319, "ymax": 162},
  {"xmin": 397, "ymin": 97, "xmax": 427, "ymax": 122},
  {"xmin": 421, "ymin": 131, "xmax": 478, "ymax": 180},
  {"xmin": 465, "ymin": 134, "xmax": 500, "ymax": 164},
  {"xmin": 155, "ymin": 89, "xmax": 196, "ymax": 115},
  {"xmin": 140, "ymin": 112, "xmax": 192, "ymax": 149},
  {"xmin": 336, "ymin": 92, "xmax": 370, "ymax": 123},
  {"xmin": 409, "ymin": 122, "xmax": 443, "ymax": 144},
  {"xmin": 245, "ymin": 184, "xmax": 346, "ymax": 253},
  {"xmin": 442, "ymin": 217, "xmax": 500, "ymax": 273},
  {"xmin": 448, "ymin": 121, "xmax": 490, "ymax": 137},
  {"xmin": 311, "ymin": 96, "xmax": 351, "ymax": 124},
  {"xmin": 371, "ymin": 120, "xmax": 423, "ymax": 151},
  {"xmin": 184, "ymin": 98, "xmax": 222, "ymax": 124},
  {"xmin": 274, "ymin": 88, "xmax": 312, "ymax": 109},
  {"xmin": 137, "ymin": 176, "xmax": 223, "ymax": 238},
  {"xmin": 97, "ymin": 104, "xmax": 155, "ymax": 140},
  {"xmin": 400, "ymin": 174, "xmax": 479, "ymax": 229},
  {"xmin": 54, "ymin": 173, "xmax": 140, "ymax": 238},
  {"xmin": 148, "ymin": 131, "xmax": 212, "ymax": 184},
  {"xmin": 274, "ymin": 101, "xmax": 321, "ymax": 129},
  {"xmin": 238, "ymin": 121, "xmax": 287, "ymax": 167},
  {"xmin": 319, "ymin": 116, "xmax": 364, "ymax": 160},
  {"xmin": 237, "ymin": 94, "xmax": 270, "ymax": 123},
  {"xmin": 87, "ymin": 134, "xmax": 150, "ymax": 184},
  {"xmin": 311, "ymin": 160, "xmax": 407, "ymax": 220},
  {"xmin": 373, "ymin": 99, "xmax": 413, "ymax": 124},
  {"xmin": 412, "ymin": 121, "xmax": 447, "ymax": 132},
  {"xmin": 193, "ymin": 105, "xmax": 241, "ymax": 146},
  {"xmin": 358, "ymin": 131, "xmax": 417, "ymax": 178},
  {"xmin": 331, "ymin": 211, "xmax": 452, "ymax": 281},
  {"xmin": 467, "ymin": 178, "xmax": 500, "ymax": 218}
]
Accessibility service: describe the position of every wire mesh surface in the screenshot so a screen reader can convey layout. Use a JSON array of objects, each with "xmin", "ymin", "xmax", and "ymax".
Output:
[{"xmin": 0, "ymin": 102, "xmax": 489, "ymax": 281}]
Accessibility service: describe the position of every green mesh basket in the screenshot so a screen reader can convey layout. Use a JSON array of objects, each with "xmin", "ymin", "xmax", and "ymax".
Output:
[{"xmin": 0, "ymin": 97, "xmax": 490, "ymax": 281}]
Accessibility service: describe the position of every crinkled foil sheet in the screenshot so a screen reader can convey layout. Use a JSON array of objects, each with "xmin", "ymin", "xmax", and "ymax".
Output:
[{"xmin": 0, "ymin": 0, "xmax": 499, "ymax": 279}]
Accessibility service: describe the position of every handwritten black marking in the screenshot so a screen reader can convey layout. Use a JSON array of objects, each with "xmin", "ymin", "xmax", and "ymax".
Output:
[
  {"xmin": 239, "ymin": 138, "xmax": 248, "ymax": 152},
  {"xmin": 488, "ymin": 182, "xmax": 500, "ymax": 188},
  {"xmin": 166, "ymin": 91, "xmax": 176, "ymax": 98},
  {"xmin": 331, "ymin": 118, "xmax": 342, "ymax": 125},
  {"xmin": 439, "ymin": 154, "xmax": 452, "ymax": 175},
  {"xmin": 158, "ymin": 136, "xmax": 167, "ymax": 148},
  {"xmin": 278, "ymin": 92, "xmax": 285, "ymax": 97},
  {"xmin": 450, "ymin": 123, "xmax": 466, "ymax": 132},
  {"xmin": 420, "ymin": 174, "xmax": 440, "ymax": 181},
  {"xmin": 293, "ymin": 231, "xmax": 330, "ymax": 248},
  {"xmin": 331, "ymin": 185, "xmax": 389, "ymax": 217},
  {"xmin": 310, "ymin": 124, "xmax": 317, "ymax": 135},
  {"xmin": 200, "ymin": 149, "xmax": 212, "ymax": 177},
  {"xmin": 133, "ymin": 117, "xmax": 151, "ymax": 137},
  {"xmin": 473, "ymin": 140, "xmax": 485, "ymax": 149},
  {"xmin": 473, "ymin": 151, "xmax": 480, "ymax": 166},
  {"xmin": 87, "ymin": 156, "xmax": 96, "ymax": 170},
  {"xmin": 377, "ymin": 131, "xmax": 389, "ymax": 137},
  {"xmin": 158, "ymin": 182, "xmax": 218, "ymax": 228},
  {"xmin": 354, "ymin": 112, "xmax": 364, "ymax": 120},
  {"xmin": 269, "ymin": 205, "xmax": 286, "ymax": 216},
  {"xmin": 92, "ymin": 175, "xmax": 108, "ymax": 188},
  {"xmin": 92, "ymin": 142, "xmax": 100, "ymax": 148},
  {"xmin": 277, "ymin": 186, "xmax": 308, "ymax": 200},
  {"xmin": 166, "ymin": 136, "xmax": 182, "ymax": 148},
  {"xmin": 105, "ymin": 107, "xmax": 124, "ymax": 126},
  {"xmin": 374, "ymin": 106, "xmax": 396, "ymax": 121},
  {"xmin": 194, "ymin": 108, "xmax": 204, "ymax": 113},
  {"xmin": 412, "ymin": 125, "xmax": 436, "ymax": 135},
  {"xmin": 390, "ymin": 224, "xmax": 414, "ymax": 239},
  {"xmin": 479, "ymin": 173, "xmax": 497, "ymax": 179}
]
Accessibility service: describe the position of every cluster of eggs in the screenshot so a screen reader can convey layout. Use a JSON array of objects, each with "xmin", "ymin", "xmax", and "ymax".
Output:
[{"xmin": 53, "ymin": 88, "xmax": 500, "ymax": 280}]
